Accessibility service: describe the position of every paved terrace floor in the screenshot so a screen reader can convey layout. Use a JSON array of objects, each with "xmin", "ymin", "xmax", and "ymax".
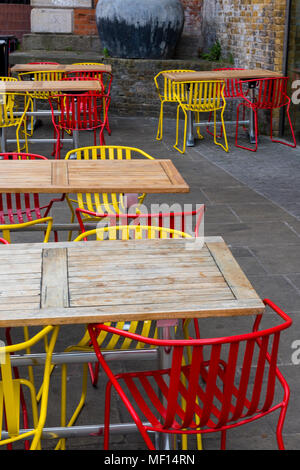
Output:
[{"xmin": 1, "ymin": 115, "xmax": 300, "ymax": 451}]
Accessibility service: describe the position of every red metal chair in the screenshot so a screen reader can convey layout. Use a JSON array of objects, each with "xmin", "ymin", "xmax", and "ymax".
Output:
[
  {"xmin": 235, "ymin": 77, "xmax": 297, "ymax": 151},
  {"xmin": 88, "ymin": 299, "xmax": 292, "ymax": 450},
  {"xmin": 63, "ymin": 70, "xmax": 113, "ymax": 135},
  {"xmin": 75, "ymin": 205, "xmax": 205, "ymax": 241},
  {"xmin": 0, "ymin": 152, "xmax": 65, "ymax": 242},
  {"xmin": 206, "ymin": 67, "xmax": 246, "ymax": 138},
  {"xmin": 48, "ymin": 79, "xmax": 109, "ymax": 159}
]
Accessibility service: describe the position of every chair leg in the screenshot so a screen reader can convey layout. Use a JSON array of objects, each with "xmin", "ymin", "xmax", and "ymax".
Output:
[
  {"xmin": 276, "ymin": 404, "xmax": 289, "ymax": 450},
  {"xmin": 173, "ymin": 104, "xmax": 187, "ymax": 154},
  {"xmin": 194, "ymin": 112, "xmax": 204, "ymax": 140},
  {"xmin": 213, "ymin": 108, "xmax": 228, "ymax": 152},
  {"xmin": 206, "ymin": 110, "xmax": 222, "ymax": 139},
  {"xmin": 156, "ymin": 101, "xmax": 164, "ymax": 141},
  {"xmin": 221, "ymin": 430, "xmax": 227, "ymax": 450},
  {"xmin": 235, "ymin": 103, "xmax": 258, "ymax": 152},
  {"xmin": 270, "ymin": 105, "xmax": 297, "ymax": 148}
]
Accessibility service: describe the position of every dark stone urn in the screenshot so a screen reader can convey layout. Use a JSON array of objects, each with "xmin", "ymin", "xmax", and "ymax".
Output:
[{"xmin": 95, "ymin": 0, "xmax": 185, "ymax": 59}]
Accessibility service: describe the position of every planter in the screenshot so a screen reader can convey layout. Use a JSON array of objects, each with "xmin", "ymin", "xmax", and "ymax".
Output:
[{"xmin": 95, "ymin": 0, "xmax": 184, "ymax": 59}]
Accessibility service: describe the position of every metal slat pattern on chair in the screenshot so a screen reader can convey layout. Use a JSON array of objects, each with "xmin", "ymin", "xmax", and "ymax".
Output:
[
  {"xmin": 173, "ymin": 80, "xmax": 228, "ymax": 154},
  {"xmin": 87, "ymin": 299, "xmax": 292, "ymax": 450},
  {"xmin": 235, "ymin": 77, "xmax": 297, "ymax": 151}
]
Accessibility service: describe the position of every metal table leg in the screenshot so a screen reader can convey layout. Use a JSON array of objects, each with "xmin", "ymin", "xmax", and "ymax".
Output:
[
  {"xmin": 248, "ymin": 82, "xmax": 257, "ymax": 144},
  {"xmin": 187, "ymin": 110, "xmax": 195, "ymax": 147},
  {"xmin": 156, "ymin": 319, "xmax": 178, "ymax": 450}
]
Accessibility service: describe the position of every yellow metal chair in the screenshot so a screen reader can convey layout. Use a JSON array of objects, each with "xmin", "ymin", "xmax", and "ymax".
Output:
[
  {"xmin": 55, "ymin": 224, "xmax": 194, "ymax": 450},
  {"xmin": 173, "ymin": 79, "xmax": 228, "ymax": 154},
  {"xmin": 64, "ymin": 145, "xmax": 155, "ymax": 240},
  {"xmin": 154, "ymin": 70, "xmax": 196, "ymax": 141},
  {"xmin": 0, "ymin": 325, "xmax": 59, "ymax": 450},
  {"xmin": 0, "ymin": 92, "xmax": 33, "ymax": 153},
  {"xmin": 18, "ymin": 69, "xmax": 65, "ymax": 143},
  {"xmin": 0, "ymin": 77, "xmax": 18, "ymax": 82},
  {"xmin": 17, "ymin": 70, "xmax": 65, "ymax": 101}
]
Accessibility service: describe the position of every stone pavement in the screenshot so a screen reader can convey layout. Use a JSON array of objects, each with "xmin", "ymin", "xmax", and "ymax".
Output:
[{"xmin": 2, "ymin": 115, "xmax": 300, "ymax": 450}]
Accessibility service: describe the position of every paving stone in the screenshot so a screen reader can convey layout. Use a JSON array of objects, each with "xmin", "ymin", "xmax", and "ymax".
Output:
[{"xmin": 2, "ymin": 114, "xmax": 300, "ymax": 450}]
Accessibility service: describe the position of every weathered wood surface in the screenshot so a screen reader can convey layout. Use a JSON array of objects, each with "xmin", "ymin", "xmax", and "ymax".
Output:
[
  {"xmin": 0, "ymin": 160, "xmax": 189, "ymax": 194},
  {"xmin": 11, "ymin": 63, "xmax": 112, "ymax": 73},
  {"xmin": 0, "ymin": 80, "xmax": 101, "ymax": 93},
  {"xmin": 163, "ymin": 69, "xmax": 283, "ymax": 82},
  {"xmin": 0, "ymin": 237, "xmax": 265, "ymax": 327}
]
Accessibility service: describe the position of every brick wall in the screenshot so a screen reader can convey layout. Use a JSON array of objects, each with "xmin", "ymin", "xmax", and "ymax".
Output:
[
  {"xmin": 203, "ymin": 0, "xmax": 287, "ymax": 72},
  {"xmin": 74, "ymin": 7, "xmax": 98, "ymax": 36},
  {"xmin": 0, "ymin": 4, "xmax": 31, "ymax": 40}
]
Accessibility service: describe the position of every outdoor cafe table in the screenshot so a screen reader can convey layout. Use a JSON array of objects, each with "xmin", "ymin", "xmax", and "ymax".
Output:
[
  {"xmin": 163, "ymin": 68, "xmax": 283, "ymax": 146},
  {"xmin": 10, "ymin": 63, "xmax": 112, "ymax": 73},
  {"xmin": 0, "ymin": 79, "xmax": 103, "ymax": 152},
  {"xmin": 0, "ymin": 158, "xmax": 189, "ymax": 234},
  {"xmin": 0, "ymin": 158, "xmax": 189, "ymax": 194},
  {"xmin": 0, "ymin": 236, "xmax": 265, "ymax": 441}
]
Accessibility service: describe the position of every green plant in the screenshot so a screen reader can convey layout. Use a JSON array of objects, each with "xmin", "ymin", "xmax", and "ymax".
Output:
[
  {"xmin": 103, "ymin": 47, "xmax": 110, "ymax": 58},
  {"xmin": 201, "ymin": 40, "xmax": 221, "ymax": 61}
]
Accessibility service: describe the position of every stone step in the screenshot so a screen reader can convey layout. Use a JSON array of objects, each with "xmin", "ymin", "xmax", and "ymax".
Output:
[{"xmin": 21, "ymin": 33, "xmax": 101, "ymax": 53}]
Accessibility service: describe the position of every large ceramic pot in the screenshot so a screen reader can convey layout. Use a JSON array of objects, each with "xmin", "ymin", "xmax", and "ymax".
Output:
[{"xmin": 95, "ymin": 0, "xmax": 185, "ymax": 59}]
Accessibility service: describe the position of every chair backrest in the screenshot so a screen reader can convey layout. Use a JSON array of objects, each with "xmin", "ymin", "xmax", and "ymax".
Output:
[
  {"xmin": 88, "ymin": 299, "xmax": 292, "ymax": 432},
  {"xmin": 154, "ymin": 70, "xmax": 196, "ymax": 102},
  {"xmin": 181, "ymin": 80, "xmax": 225, "ymax": 111},
  {"xmin": 241, "ymin": 77, "xmax": 290, "ymax": 109},
  {"xmin": 0, "ymin": 153, "xmax": 47, "ymax": 224},
  {"xmin": 49, "ymin": 91, "xmax": 104, "ymax": 131},
  {"xmin": 0, "ymin": 92, "xmax": 31, "ymax": 127},
  {"xmin": 0, "ymin": 77, "xmax": 17, "ymax": 82},
  {"xmin": 18, "ymin": 70, "xmax": 65, "ymax": 99},
  {"xmin": 74, "ymin": 224, "xmax": 192, "ymax": 241},
  {"xmin": 63, "ymin": 70, "xmax": 113, "ymax": 95},
  {"xmin": 65, "ymin": 145, "xmax": 154, "ymax": 214},
  {"xmin": 213, "ymin": 67, "xmax": 245, "ymax": 98},
  {"xmin": 75, "ymin": 206, "xmax": 205, "ymax": 238},
  {"xmin": 65, "ymin": 145, "xmax": 154, "ymax": 161}
]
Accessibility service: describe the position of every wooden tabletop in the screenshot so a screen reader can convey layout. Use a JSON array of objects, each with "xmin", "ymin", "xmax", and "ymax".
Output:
[
  {"xmin": 163, "ymin": 69, "xmax": 283, "ymax": 82},
  {"xmin": 0, "ymin": 237, "xmax": 265, "ymax": 327},
  {"xmin": 11, "ymin": 63, "xmax": 112, "ymax": 73},
  {"xmin": 0, "ymin": 80, "xmax": 101, "ymax": 93},
  {"xmin": 0, "ymin": 159, "xmax": 189, "ymax": 194}
]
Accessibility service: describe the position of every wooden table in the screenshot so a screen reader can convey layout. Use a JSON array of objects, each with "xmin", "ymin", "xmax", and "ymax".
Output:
[
  {"xmin": 0, "ymin": 159, "xmax": 189, "ymax": 194},
  {"xmin": 162, "ymin": 69, "xmax": 283, "ymax": 82},
  {"xmin": 0, "ymin": 80, "xmax": 101, "ymax": 93},
  {"xmin": 0, "ymin": 80, "xmax": 102, "ymax": 152},
  {"xmin": 0, "ymin": 236, "xmax": 264, "ymax": 441},
  {"xmin": 11, "ymin": 63, "xmax": 112, "ymax": 73},
  {"xmin": 163, "ymin": 68, "xmax": 283, "ymax": 146},
  {"xmin": 0, "ymin": 237, "xmax": 264, "ymax": 327}
]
